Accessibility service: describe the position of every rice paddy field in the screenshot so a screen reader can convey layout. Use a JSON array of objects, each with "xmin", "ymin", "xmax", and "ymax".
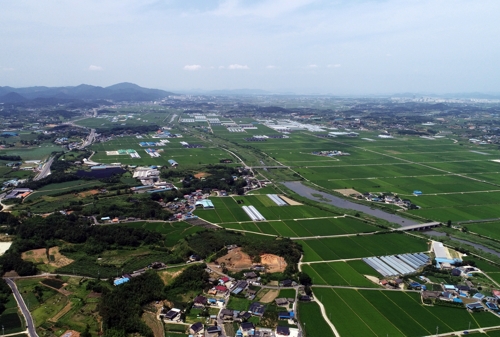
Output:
[
  {"xmin": 314, "ymin": 288, "xmax": 500, "ymax": 337},
  {"xmin": 299, "ymin": 233, "xmax": 429, "ymax": 262},
  {"xmin": 210, "ymin": 120, "xmax": 500, "ymax": 223},
  {"xmin": 301, "ymin": 260, "xmax": 381, "ymax": 287}
]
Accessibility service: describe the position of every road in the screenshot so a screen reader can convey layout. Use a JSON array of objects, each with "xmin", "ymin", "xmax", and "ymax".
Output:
[
  {"xmin": 33, "ymin": 156, "xmax": 54, "ymax": 181},
  {"xmin": 79, "ymin": 128, "xmax": 96, "ymax": 149},
  {"xmin": 5, "ymin": 278, "xmax": 38, "ymax": 337}
]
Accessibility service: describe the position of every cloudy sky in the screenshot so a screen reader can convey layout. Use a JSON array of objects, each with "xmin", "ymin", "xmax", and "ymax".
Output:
[{"xmin": 0, "ymin": 0, "xmax": 499, "ymax": 94}]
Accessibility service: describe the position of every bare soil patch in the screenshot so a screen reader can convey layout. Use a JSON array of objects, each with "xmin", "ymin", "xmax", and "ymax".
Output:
[
  {"xmin": 215, "ymin": 247, "xmax": 253, "ymax": 271},
  {"xmin": 259, "ymin": 289, "xmax": 279, "ymax": 303},
  {"xmin": 142, "ymin": 311, "xmax": 164, "ymax": 337},
  {"xmin": 87, "ymin": 292, "xmax": 102, "ymax": 298},
  {"xmin": 4, "ymin": 270, "xmax": 19, "ymax": 277},
  {"xmin": 48, "ymin": 246, "xmax": 74, "ymax": 268},
  {"xmin": 159, "ymin": 268, "xmax": 185, "ymax": 285},
  {"xmin": 334, "ymin": 188, "xmax": 361, "ymax": 197},
  {"xmin": 261, "ymin": 254, "xmax": 287, "ymax": 273},
  {"xmin": 22, "ymin": 248, "xmax": 48, "ymax": 264},
  {"xmin": 77, "ymin": 189, "xmax": 99, "ymax": 197},
  {"xmin": 194, "ymin": 172, "xmax": 210, "ymax": 178},
  {"xmin": 279, "ymin": 195, "xmax": 302, "ymax": 206}
]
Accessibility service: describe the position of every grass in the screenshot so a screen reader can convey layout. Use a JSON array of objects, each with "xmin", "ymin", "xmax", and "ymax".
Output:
[{"xmin": 226, "ymin": 297, "xmax": 252, "ymax": 311}]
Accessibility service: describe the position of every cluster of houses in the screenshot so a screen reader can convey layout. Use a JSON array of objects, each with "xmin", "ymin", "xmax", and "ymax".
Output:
[
  {"xmin": 354, "ymin": 192, "xmax": 420, "ymax": 210},
  {"xmin": 311, "ymin": 150, "xmax": 350, "ymax": 157}
]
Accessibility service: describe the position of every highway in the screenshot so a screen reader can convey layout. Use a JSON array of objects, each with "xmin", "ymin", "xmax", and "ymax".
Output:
[
  {"xmin": 79, "ymin": 128, "xmax": 96, "ymax": 149},
  {"xmin": 33, "ymin": 156, "xmax": 54, "ymax": 181},
  {"xmin": 5, "ymin": 278, "xmax": 38, "ymax": 337}
]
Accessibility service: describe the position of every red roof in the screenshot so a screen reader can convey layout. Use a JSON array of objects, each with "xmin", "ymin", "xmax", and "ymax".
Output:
[
  {"xmin": 215, "ymin": 285, "xmax": 228, "ymax": 292},
  {"xmin": 221, "ymin": 277, "xmax": 230, "ymax": 282}
]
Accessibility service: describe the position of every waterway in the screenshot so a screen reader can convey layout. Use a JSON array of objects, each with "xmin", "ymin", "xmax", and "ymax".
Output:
[
  {"xmin": 282, "ymin": 181, "xmax": 419, "ymax": 227},
  {"xmin": 424, "ymin": 230, "xmax": 500, "ymax": 259}
]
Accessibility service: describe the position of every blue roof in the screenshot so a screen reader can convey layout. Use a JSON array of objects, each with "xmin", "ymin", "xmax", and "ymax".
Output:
[
  {"xmin": 413, "ymin": 190, "xmax": 422, "ymax": 194},
  {"xmin": 114, "ymin": 277, "xmax": 130, "ymax": 286}
]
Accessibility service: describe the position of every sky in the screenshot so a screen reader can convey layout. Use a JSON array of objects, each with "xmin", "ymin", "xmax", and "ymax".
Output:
[{"xmin": 0, "ymin": 0, "xmax": 499, "ymax": 94}]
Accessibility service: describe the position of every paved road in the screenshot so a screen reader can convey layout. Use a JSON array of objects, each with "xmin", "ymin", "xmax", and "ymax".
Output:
[
  {"xmin": 283, "ymin": 181, "xmax": 419, "ymax": 227},
  {"xmin": 79, "ymin": 128, "xmax": 96, "ymax": 149},
  {"xmin": 33, "ymin": 156, "xmax": 54, "ymax": 181},
  {"xmin": 5, "ymin": 278, "xmax": 38, "ymax": 337}
]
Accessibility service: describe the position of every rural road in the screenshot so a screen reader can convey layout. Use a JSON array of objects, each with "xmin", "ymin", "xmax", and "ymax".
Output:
[
  {"xmin": 5, "ymin": 278, "xmax": 39, "ymax": 337},
  {"xmin": 283, "ymin": 181, "xmax": 419, "ymax": 227}
]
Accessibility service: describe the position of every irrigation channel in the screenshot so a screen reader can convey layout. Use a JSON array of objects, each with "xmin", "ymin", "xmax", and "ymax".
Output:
[
  {"xmin": 282, "ymin": 181, "xmax": 419, "ymax": 227},
  {"xmin": 426, "ymin": 230, "xmax": 500, "ymax": 259}
]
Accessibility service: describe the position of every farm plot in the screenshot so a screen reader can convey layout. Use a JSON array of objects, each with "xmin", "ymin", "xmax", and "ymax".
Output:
[
  {"xmin": 297, "ymin": 302, "xmax": 335, "ymax": 337},
  {"xmin": 299, "ymin": 233, "xmax": 428, "ymax": 262},
  {"xmin": 464, "ymin": 222, "xmax": 500, "ymax": 240},
  {"xmin": 301, "ymin": 261, "xmax": 379, "ymax": 287},
  {"xmin": 120, "ymin": 221, "xmax": 205, "ymax": 246},
  {"xmin": 315, "ymin": 288, "xmax": 500, "ymax": 337}
]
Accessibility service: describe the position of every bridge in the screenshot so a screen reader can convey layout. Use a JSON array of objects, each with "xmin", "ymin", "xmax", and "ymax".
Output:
[{"xmin": 394, "ymin": 222, "xmax": 441, "ymax": 231}]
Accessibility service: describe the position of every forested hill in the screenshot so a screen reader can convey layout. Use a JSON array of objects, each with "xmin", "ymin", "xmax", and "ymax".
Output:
[{"xmin": 0, "ymin": 82, "xmax": 175, "ymax": 102}]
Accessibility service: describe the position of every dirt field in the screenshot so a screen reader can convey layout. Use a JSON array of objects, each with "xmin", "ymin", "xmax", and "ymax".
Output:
[
  {"xmin": 50, "ymin": 301, "xmax": 73, "ymax": 322},
  {"xmin": 48, "ymin": 246, "xmax": 74, "ymax": 268},
  {"xmin": 261, "ymin": 254, "xmax": 287, "ymax": 273},
  {"xmin": 22, "ymin": 248, "xmax": 48, "ymax": 264},
  {"xmin": 194, "ymin": 172, "xmax": 210, "ymax": 178},
  {"xmin": 158, "ymin": 268, "xmax": 186, "ymax": 285},
  {"xmin": 334, "ymin": 188, "xmax": 361, "ymax": 197},
  {"xmin": 142, "ymin": 311, "xmax": 166, "ymax": 337},
  {"xmin": 215, "ymin": 247, "xmax": 253, "ymax": 271},
  {"xmin": 77, "ymin": 189, "xmax": 99, "ymax": 197},
  {"xmin": 21, "ymin": 246, "xmax": 74, "ymax": 268},
  {"xmin": 259, "ymin": 289, "xmax": 279, "ymax": 303},
  {"xmin": 278, "ymin": 195, "xmax": 302, "ymax": 206}
]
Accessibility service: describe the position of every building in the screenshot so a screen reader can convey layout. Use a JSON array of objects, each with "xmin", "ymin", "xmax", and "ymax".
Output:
[
  {"xmin": 278, "ymin": 311, "xmax": 294, "ymax": 320},
  {"xmin": 168, "ymin": 159, "xmax": 178, "ymax": 167},
  {"xmin": 189, "ymin": 322, "xmax": 204, "ymax": 335},
  {"xmin": 276, "ymin": 326, "xmax": 290, "ymax": 336},
  {"xmin": 249, "ymin": 302, "xmax": 265, "ymax": 316},
  {"xmin": 164, "ymin": 308, "xmax": 181, "ymax": 320},
  {"xmin": 466, "ymin": 302, "xmax": 484, "ymax": 312},
  {"xmin": 193, "ymin": 295, "xmax": 207, "ymax": 308}
]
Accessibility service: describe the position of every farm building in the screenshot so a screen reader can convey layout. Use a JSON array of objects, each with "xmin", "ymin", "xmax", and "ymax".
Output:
[
  {"xmin": 196, "ymin": 199, "xmax": 214, "ymax": 209},
  {"xmin": 276, "ymin": 326, "xmax": 290, "ymax": 336},
  {"xmin": 466, "ymin": 302, "xmax": 484, "ymax": 312},
  {"xmin": 113, "ymin": 277, "xmax": 130, "ymax": 286},
  {"xmin": 168, "ymin": 159, "xmax": 178, "ymax": 167},
  {"xmin": 190, "ymin": 322, "xmax": 204, "ymax": 334},
  {"xmin": 278, "ymin": 311, "xmax": 294, "ymax": 320}
]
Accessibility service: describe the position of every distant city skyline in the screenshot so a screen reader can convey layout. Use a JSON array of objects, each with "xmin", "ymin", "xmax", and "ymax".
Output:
[{"xmin": 1, "ymin": 0, "xmax": 499, "ymax": 94}]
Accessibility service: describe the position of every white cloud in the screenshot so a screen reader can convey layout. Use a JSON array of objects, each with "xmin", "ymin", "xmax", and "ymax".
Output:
[
  {"xmin": 88, "ymin": 65, "xmax": 103, "ymax": 71},
  {"xmin": 2, "ymin": 67, "xmax": 15, "ymax": 72},
  {"xmin": 327, "ymin": 64, "xmax": 341, "ymax": 68},
  {"xmin": 184, "ymin": 64, "xmax": 202, "ymax": 71},
  {"xmin": 306, "ymin": 64, "xmax": 318, "ymax": 69},
  {"xmin": 228, "ymin": 64, "xmax": 249, "ymax": 70}
]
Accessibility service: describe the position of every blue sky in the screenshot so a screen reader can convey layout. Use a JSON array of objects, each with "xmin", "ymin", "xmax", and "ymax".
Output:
[{"xmin": 0, "ymin": 0, "xmax": 499, "ymax": 94}]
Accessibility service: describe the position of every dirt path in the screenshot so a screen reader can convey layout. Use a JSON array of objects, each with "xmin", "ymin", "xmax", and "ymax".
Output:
[{"xmin": 50, "ymin": 301, "xmax": 73, "ymax": 322}]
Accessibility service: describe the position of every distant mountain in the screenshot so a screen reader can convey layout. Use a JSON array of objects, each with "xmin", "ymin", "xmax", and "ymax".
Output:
[
  {"xmin": 0, "ymin": 83, "xmax": 175, "ymax": 102},
  {"xmin": 0, "ymin": 92, "xmax": 27, "ymax": 103}
]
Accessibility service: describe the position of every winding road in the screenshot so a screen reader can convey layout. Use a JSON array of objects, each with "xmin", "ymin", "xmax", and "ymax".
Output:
[{"xmin": 5, "ymin": 278, "xmax": 38, "ymax": 337}]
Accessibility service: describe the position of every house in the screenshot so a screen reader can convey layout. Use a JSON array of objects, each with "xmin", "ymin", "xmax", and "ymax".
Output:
[
  {"xmin": 276, "ymin": 326, "xmax": 290, "ymax": 336},
  {"xmin": 189, "ymin": 322, "xmax": 203, "ymax": 334},
  {"xmin": 246, "ymin": 289, "xmax": 257, "ymax": 298},
  {"xmin": 220, "ymin": 309, "xmax": 235, "ymax": 320},
  {"xmin": 278, "ymin": 311, "xmax": 294, "ymax": 320},
  {"xmin": 466, "ymin": 302, "xmax": 484, "ymax": 312},
  {"xmin": 193, "ymin": 295, "xmax": 207, "ymax": 308},
  {"xmin": 299, "ymin": 295, "xmax": 311, "ymax": 301},
  {"xmin": 244, "ymin": 272, "xmax": 258, "ymax": 279},
  {"xmin": 206, "ymin": 326, "xmax": 221, "ymax": 336},
  {"xmin": 249, "ymin": 302, "xmax": 266, "ymax": 316},
  {"xmin": 215, "ymin": 285, "xmax": 229, "ymax": 295},
  {"xmin": 240, "ymin": 322, "xmax": 255, "ymax": 333},
  {"xmin": 409, "ymin": 282, "xmax": 421, "ymax": 290},
  {"xmin": 451, "ymin": 268, "xmax": 462, "ymax": 277},
  {"xmin": 486, "ymin": 302, "xmax": 499, "ymax": 311},
  {"xmin": 164, "ymin": 309, "xmax": 181, "ymax": 320},
  {"xmin": 280, "ymin": 280, "xmax": 293, "ymax": 287},
  {"xmin": 275, "ymin": 298, "xmax": 288, "ymax": 306},
  {"xmin": 473, "ymin": 293, "xmax": 485, "ymax": 301},
  {"xmin": 239, "ymin": 311, "xmax": 252, "ymax": 321}
]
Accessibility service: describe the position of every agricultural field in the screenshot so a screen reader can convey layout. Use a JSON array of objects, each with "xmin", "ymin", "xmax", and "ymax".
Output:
[
  {"xmin": 301, "ymin": 261, "xmax": 380, "ymax": 287},
  {"xmin": 120, "ymin": 221, "xmax": 206, "ymax": 247},
  {"xmin": 89, "ymin": 135, "xmax": 229, "ymax": 167},
  {"xmin": 464, "ymin": 221, "xmax": 500, "ymax": 240},
  {"xmin": 299, "ymin": 233, "xmax": 429, "ymax": 262},
  {"xmin": 297, "ymin": 301, "xmax": 335, "ymax": 337},
  {"xmin": 194, "ymin": 195, "xmax": 340, "ymax": 225},
  {"xmin": 314, "ymin": 288, "xmax": 500, "ymax": 337},
  {"xmin": 219, "ymin": 128, "xmax": 500, "ymax": 223},
  {"xmin": 0, "ymin": 294, "xmax": 25, "ymax": 334},
  {"xmin": 15, "ymin": 277, "xmax": 104, "ymax": 335}
]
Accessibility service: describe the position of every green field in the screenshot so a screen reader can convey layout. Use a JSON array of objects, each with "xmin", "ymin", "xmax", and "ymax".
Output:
[
  {"xmin": 297, "ymin": 301, "xmax": 334, "ymax": 337},
  {"xmin": 301, "ymin": 261, "xmax": 380, "ymax": 287},
  {"xmin": 120, "ymin": 221, "xmax": 206, "ymax": 247},
  {"xmin": 299, "ymin": 233, "xmax": 428, "ymax": 262},
  {"xmin": 314, "ymin": 288, "xmax": 500, "ymax": 337}
]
